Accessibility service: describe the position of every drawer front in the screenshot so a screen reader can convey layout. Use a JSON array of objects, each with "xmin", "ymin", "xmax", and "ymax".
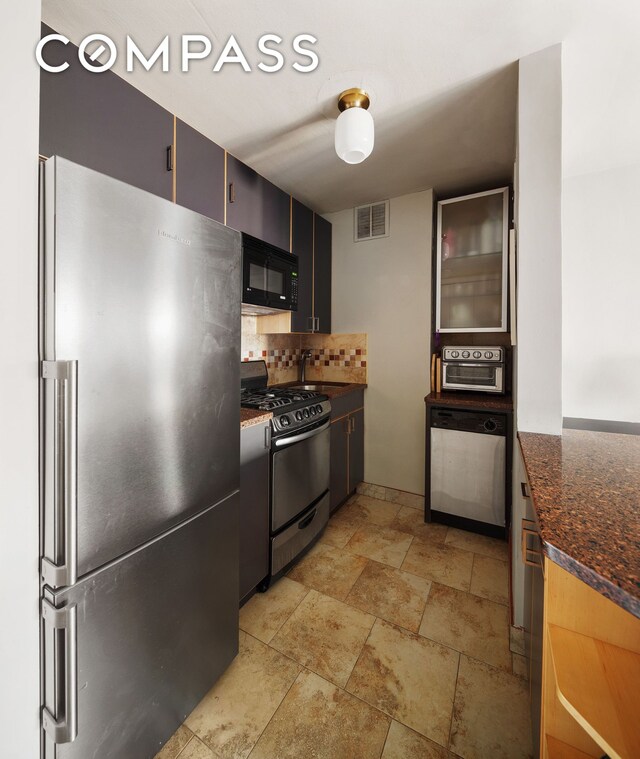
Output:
[{"xmin": 271, "ymin": 493, "xmax": 330, "ymax": 575}]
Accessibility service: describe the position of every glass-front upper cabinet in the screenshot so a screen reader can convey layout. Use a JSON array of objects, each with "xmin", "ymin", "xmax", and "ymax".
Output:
[{"xmin": 436, "ymin": 187, "xmax": 509, "ymax": 332}]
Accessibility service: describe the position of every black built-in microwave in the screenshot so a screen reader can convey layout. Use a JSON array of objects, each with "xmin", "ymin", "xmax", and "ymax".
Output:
[{"xmin": 241, "ymin": 233, "xmax": 298, "ymax": 312}]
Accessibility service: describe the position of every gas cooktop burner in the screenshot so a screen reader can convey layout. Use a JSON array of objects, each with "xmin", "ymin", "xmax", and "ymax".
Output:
[
  {"xmin": 240, "ymin": 362, "xmax": 332, "ymax": 435},
  {"xmin": 241, "ymin": 387, "xmax": 323, "ymax": 411}
]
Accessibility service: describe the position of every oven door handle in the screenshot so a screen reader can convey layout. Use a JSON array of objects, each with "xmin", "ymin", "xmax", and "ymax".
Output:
[{"xmin": 272, "ymin": 419, "xmax": 330, "ymax": 449}]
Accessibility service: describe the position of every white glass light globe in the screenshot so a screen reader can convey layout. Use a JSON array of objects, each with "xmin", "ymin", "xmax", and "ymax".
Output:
[{"xmin": 335, "ymin": 107, "xmax": 374, "ymax": 164}]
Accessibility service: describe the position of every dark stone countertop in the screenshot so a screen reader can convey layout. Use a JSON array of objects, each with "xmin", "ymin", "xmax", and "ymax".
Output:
[
  {"xmin": 275, "ymin": 382, "xmax": 367, "ymax": 399},
  {"xmin": 425, "ymin": 391, "xmax": 513, "ymax": 411},
  {"xmin": 240, "ymin": 408, "xmax": 272, "ymax": 429},
  {"xmin": 519, "ymin": 430, "xmax": 640, "ymax": 618}
]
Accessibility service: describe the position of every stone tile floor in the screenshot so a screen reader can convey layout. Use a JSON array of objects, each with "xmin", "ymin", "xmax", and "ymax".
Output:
[{"xmin": 156, "ymin": 494, "xmax": 532, "ymax": 759}]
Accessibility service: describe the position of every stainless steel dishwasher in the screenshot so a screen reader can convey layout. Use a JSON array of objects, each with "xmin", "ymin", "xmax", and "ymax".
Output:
[{"xmin": 428, "ymin": 407, "xmax": 507, "ymax": 537}]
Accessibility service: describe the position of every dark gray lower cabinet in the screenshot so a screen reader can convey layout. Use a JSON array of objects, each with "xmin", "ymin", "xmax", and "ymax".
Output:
[
  {"xmin": 348, "ymin": 409, "xmax": 365, "ymax": 493},
  {"xmin": 239, "ymin": 421, "xmax": 270, "ymax": 601},
  {"xmin": 175, "ymin": 119, "xmax": 225, "ymax": 222},
  {"xmin": 330, "ymin": 392, "xmax": 365, "ymax": 513},
  {"xmin": 39, "ymin": 24, "xmax": 174, "ymax": 200},
  {"xmin": 330, "ymin": 417, "xmax": 350, "ymax": 512}
]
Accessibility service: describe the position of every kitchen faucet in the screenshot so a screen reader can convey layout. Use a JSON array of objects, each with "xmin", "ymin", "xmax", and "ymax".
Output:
[{"xmin": 300, "ymin": 349, "xmax": 312, "ymax": 382}]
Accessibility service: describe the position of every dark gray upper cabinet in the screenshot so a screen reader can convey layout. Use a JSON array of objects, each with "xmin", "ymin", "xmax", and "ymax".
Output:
[
  {"xmin": 39, "ymin": 24, "xmax": 173, "ymax": 200},
  {"xmin": 226, "ymin": 155, "xmax": 290, "ymax": 251},
  {"xmin": 291, "ymin": 199, "xmax": 314, "ymax": 332},
  {"xmin": 175, "ymin": 120, "xmax": 225, "ymax": 222},
  {"xmin": 313, "ymin": 214, "xmax": 332, "ymax": 334}
]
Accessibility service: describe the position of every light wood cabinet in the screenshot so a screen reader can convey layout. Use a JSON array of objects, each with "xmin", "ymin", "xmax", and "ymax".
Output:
[{"xmin": 539, "ymin": 560, "xmax": 640, "ymax": 759}]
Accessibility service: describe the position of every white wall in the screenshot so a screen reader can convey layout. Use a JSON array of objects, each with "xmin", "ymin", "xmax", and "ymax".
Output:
[
  {"xmin": 562, "ymin": 164, "xmax": 640, "ymax": 423},
  {"xmin": 327, "ymin": 190, "xmax": 432, "ymax": 495},
  {"xmin": 0, "ymin": 3, "xmax": 42, "ymax": 755},
  {"xmin": 516, "ymin": 45, "xmax": 563, "ymax": 435}
]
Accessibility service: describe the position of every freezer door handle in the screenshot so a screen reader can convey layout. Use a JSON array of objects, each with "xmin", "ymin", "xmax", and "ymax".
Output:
[
  {"xmin": 41, "ymin": 599, "xmax": 78, "ymax": 744},
  {"xmin": 41, "ymin": 360, "xmax": 78, "ymax": 588}
]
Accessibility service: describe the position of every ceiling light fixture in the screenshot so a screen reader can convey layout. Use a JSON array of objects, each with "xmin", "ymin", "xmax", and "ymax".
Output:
[{"xmin": 335, "ymin": 88, "xmax": 374, "ymax": 165}]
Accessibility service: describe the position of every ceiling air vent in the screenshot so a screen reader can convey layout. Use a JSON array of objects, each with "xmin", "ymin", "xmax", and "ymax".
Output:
[{"xmin": 354, "ymin": 200, "xmax": 389, "ymax": 242}]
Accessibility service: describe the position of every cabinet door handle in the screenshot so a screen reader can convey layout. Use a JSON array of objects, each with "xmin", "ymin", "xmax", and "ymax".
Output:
[
  {"xmin": 166, "ymin": 145, "xmax": 173, "ymax": 172},
  {"xmin": 307, "ymin": 316, "xmax": 315, "ymax": 332},
  {"xmin": 350, "ymin": 416, "xmax": 356, "ymax": 433},
  {"xmin": 521, "ymin": 518, "xmax": 542, "ymax": 568},
  {"xmin": 228, "ymin": 182, "xmax": 235, "ymax": 203},
  {"xmin": 315, "ymin": 317, "xmax": 320, "ymax": 332},
  {"xmin": 521, "ymin": 481, "xmax": 530, "ymax": 499}
]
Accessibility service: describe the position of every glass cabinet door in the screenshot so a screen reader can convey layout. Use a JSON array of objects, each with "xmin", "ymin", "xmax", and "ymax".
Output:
[{"xmin": 436, "ymin": 187, "xmax": 509, "ymax": 332}]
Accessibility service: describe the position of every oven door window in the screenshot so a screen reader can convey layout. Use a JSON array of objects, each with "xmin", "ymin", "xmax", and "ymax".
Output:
[{"xmin": 445, "ymin": 364, "xmax": 498, "ymax": 388}]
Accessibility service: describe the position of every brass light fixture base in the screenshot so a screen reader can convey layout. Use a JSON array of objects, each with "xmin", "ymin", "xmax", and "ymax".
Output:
[{"xmin": 337, "ymin": 88, "xmax": 370, "ymax": 112}]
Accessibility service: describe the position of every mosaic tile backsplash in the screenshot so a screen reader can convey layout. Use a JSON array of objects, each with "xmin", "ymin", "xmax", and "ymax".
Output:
[
  {"xmin": 243, "ymin": 347, "xmax": 300, "ymax": 369},
  {"xmin": 241, "ymin": 317, "xmax": 367, "ymax": 385}
]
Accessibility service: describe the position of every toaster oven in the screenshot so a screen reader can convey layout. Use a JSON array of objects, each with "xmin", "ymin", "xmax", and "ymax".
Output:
[{"xmin": 441, "ymin": 346, "xmax": 505, "ymax": 394}]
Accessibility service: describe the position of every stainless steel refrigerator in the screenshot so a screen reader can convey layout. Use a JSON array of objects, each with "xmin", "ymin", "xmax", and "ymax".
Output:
[{"xmin": 39, "ymin": 157, "xmax": 241, "ymax": 759}]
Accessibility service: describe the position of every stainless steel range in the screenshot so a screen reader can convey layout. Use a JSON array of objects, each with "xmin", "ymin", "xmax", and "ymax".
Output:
[{"xmin": 240, "ymin": 361, "xmax": 331, "ymax": 585}]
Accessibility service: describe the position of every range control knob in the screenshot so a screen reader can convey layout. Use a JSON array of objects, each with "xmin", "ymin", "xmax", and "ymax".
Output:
[
  {"xmin": 302, "ymin": 408, "xmax": 310, "ymax": 419},
  {"xmin": 316, "ymin": 404, "xmax": 323, "ymax": 414},
  {"xmin": 451, "ymin": 350, "xmax": 460, "ymax": 358},
  {"xmin": 462, "ymin": 350, "xmax": 470, "ymax": 359},
  {"xmin": 280, "ymin": 415, "xmax": 290, "ymax": 427},
  {"xmin": 484, "ymin": 418, "xmax": 498, "ymax": 432},
  {"xmin": 484, "ymin": 351, "xmax": 494, "ymax": 359},
  {"xmin": 310, "ymin": 406, "xmax": 317, "ymax": 416},
  {"xmin": 473, "ymin": 350, "xmax": 482, "ymax": 359},
  {"xmin": 295, "ymin": 411, "xmax": 303, "ymax": 421}
]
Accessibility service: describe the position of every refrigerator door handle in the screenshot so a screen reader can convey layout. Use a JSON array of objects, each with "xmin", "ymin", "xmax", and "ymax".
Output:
[
  {"xmin": 41, "ymin": 599, "xmax": 78, "ymax": 744},
  {"xmin": 41, "ymin": 360, "xmax": 78, "ymax": 588}
]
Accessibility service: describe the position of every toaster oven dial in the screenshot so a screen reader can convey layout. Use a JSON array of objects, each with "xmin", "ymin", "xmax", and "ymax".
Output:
[
  {"xmin": 484, "ymin": 351, "xmax": 493, "ymax": 359},
  {"xmin": 473, "ymin": 351, "xmax": 482, "ymax": 359},
  {"xmin": 462, "ymin": 350, "xmax": 470, "ymax": 358},
  {"xmin": 451, "ymin": 350, "xmax": 459, "ymax": 358}
]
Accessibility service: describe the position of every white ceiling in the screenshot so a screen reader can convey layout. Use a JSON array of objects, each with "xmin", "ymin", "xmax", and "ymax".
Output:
[{"xmin": 42, "ymin": 0, "xmax": 640, "ymax": 213}]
